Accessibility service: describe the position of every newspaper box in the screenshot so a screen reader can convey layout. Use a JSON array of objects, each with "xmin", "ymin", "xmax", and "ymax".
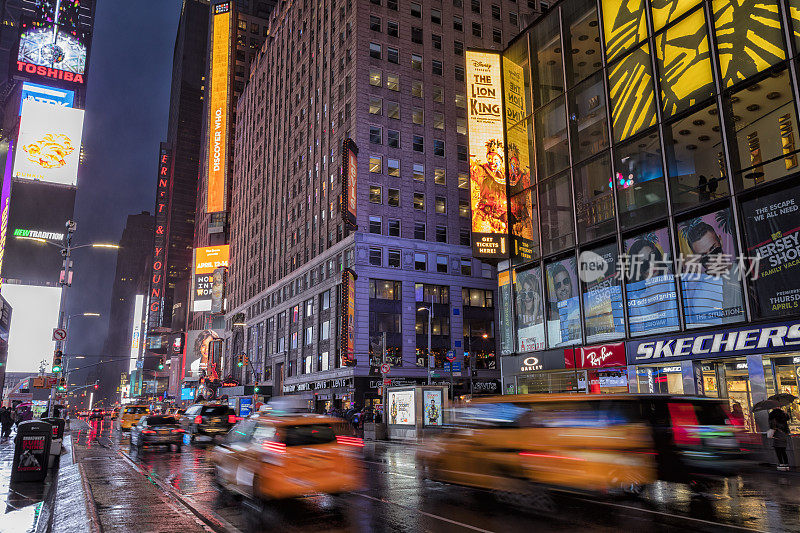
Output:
[
  {"xmin": 41, "ymin": 417, "xmax": 65, "ymax": 456},
  {"xmin": 12, "ymin": 420, "xmax": 51, "ymax": 481}
]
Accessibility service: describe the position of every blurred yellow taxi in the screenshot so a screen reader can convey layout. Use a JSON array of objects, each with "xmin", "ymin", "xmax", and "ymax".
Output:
[
  {"xmin": 117, "ymin": 405, "xmax": 150, "ymax": 431},
  {"xmin": 211, "ymin": 413, "xmax": 364, "ymax": 501}
]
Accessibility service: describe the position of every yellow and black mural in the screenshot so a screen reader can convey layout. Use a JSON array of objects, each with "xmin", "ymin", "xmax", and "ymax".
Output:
[{"xmin": 608, "ymin": 43, "xmax": 657, "ymax": 142}]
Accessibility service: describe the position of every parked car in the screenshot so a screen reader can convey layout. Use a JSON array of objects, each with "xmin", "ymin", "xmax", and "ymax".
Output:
[
  {"xmin": 211, "ymin": 413, "xmax": 364, "ymax": 501},
  {"xmin": 181, "ymin": 403, "xmax": 237, "ymax": 444},
  {"xmin": 130, "ymin": 415, "xmax": 185, "ymax": 453}
]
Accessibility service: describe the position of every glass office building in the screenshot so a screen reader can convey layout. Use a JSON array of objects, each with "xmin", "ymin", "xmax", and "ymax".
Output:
[{"xmin": 490, "ymin": 0, "xmax": 800, "ymax": 432}]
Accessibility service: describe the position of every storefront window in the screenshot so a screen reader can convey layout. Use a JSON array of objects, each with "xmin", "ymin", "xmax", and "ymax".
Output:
[
  {"xmin": 580, "ymin": 243, "xmax": 625, "ymax": 343},
  {"xmin": 623, "ymin": 227, "xmax": 680, "ymax": 335},
  {"xmin": 569, "ymin": 71, "xmax": 609, "ymax": 163},
  {"xmin": 517, "ymin": 370, "xmax": 585, "ymax": 394},
  {"xmin": 655, "ymin": 7, "xmax": 714, "ymax": 118},
  {"xmin": 574, "ymin": 153, "xmax": 615, "ymax": 242},
  {"xmin": 740, "ymin": 184, "xmax": 800, "ymax": 319},
  {"xmin": 614, "ymin": 130, "xmax": 667, "ymax": 228},
  {"xmin": 665, "ymin": 104, "xmax": 729, "ymax": 212},
  {"xmin": 676, "ymin": 207, "xmax": 745, "ymax": 327},
  {"xmin": 608, "ymin": 43, "xmax": 657, "ymax": 142},
  {"xmin": 633, "ymin": 363, "xmax": 685, "ymax": 395},
  {"xmin": 712, "ymin": 0, "xmax": 786, "ymax": 88},
  {"xmin": 767, "ymin": 355, "xmax": 800, "ymax": 434},
  {"xmin": 545, "ymin": 257, "xmax": 582, "ymax": 347},
  {"xmin": 535, "ymin": 96, "xmax": 570, "ymax": 179},
  {"xmin": 729, "ymin": 66, "xmax": 800, "ymax": 190},
  {"xmin": 563, "ymin": 0, "xmax": 602, "ymax": 88},
  {"xmin": 539, "ymin": 171, "xmax": 575, "ymax": 255},
  {"xmin": 514, "ymin": 265, "xmax": 545, "ymax": 352},
  {"xmin": 530, "ymin": 11, "xmax": 564, "ymax": 107}
]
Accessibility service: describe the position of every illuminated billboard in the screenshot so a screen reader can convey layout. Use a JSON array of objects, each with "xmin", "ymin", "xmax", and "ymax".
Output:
[
  {"xmin": 2, "ymin": 179, "xmax": 76, "ymax": 284},
  {"xmin": 466, "ymin": 51, "xmax": 508, "ymax": 259},
  {"xmin": 0, "ymin": 141, "xmax": 13, "ymax": 291},
  {"xmin": 4, "ymin": 284, "xmax": 61, "ymax": 373},
  {"xmin": 147, "ymin": 144, "xmax": 171, "ymax": 330},
  {"xmin": 129, "ymin": 294, "xmax": 145, "ymax": 372},
  {"xmin": 19, "ymin": 82, "xmax": 74, "ymax": 115},
  {"xmin": 207, "ymin": 2, "xmax": 232, "ymax": 213},
  {"xmin": 16, "ymin": 0, "xmax": 90, "ymax": 84},
  {"xmin": 192, "ymin": 245, "xmax": 229, "ymax": 312},
  {"xmin": 340, "ymin": 138, "xmax": 358, "ymax": 228},
  {"xmin": 340, "ymin": 269, "xmax": 356, "ymax": 366},
  {"xmin": 14, "ymin": 100, "xmax": 84, "ymax": 186}
]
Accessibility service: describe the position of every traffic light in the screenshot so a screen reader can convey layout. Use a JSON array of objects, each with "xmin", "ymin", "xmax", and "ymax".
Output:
[
  {"xmin": 237, "ymin": 354, "xmax": 243, "ymax": 367},
  {"xmin": 57, "ymin": 378, "xmax": 66, "ymax": 392},
  {"xmin": 52, "ymin": 350, "xmax": 63, "ymax": 373},
  {"xmin": 158, "ymin": 356, "xmax": 165, "ymax": 370},
  {"xmin": 94, "ymin": 381, "xmax": 99, "ymax": 390},
  {"xmin": 242, "ymin": 354, "xmax": 249, "ymax": 366},
  {"xmin": 254, "ymin": 386, "xmax": 260, "ymax": 393}
]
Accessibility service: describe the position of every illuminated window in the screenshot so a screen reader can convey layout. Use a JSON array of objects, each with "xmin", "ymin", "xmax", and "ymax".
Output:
[
  {"xmin": 387, "ymin": 101, "xmax": 400, "ymax": 119},
  {"xmin": 412, "ymin": 108, "xmax": 424, "ymax": 125},
  {"xmin": 413, "ymin": 163, "xmax": 425, "ymax": 181},
  {"xmin": 458, "ymin": 173, "xmax": 469, "ymax": 189},
  {"xmin": 574, "ymin": 154, "xmax": 614, "ymax": 243},
  {"xmin": 369, "ymin": 98, "xmax": 382, "ymax": 115},
  {"xmin": 369, "ymin": 185, "xmax": 382, "ymax": 203},
  {"xmin": 614, "ymin": 131, "xmax": 667, "ymax": 228},
  {"xmin": 369, "ymin": 70, "xmax": 382, "ymax": 86},
  {"xmin": 369, "ymin": 156, "xmax": 382, "ymax": 173},
  {"xmin": 388, "ymin": 158, "xmax": 400, "ymax": 177},
  {"xmin": 413, "ymin": 192, "xmax": 425, "ymax": 210},
  {"xmin": 455, "ymin": 93, "xmax": 466, "ymax": 109},
  {"xmin": 411, "ymin": 54, "xmax": 423, "ymax": 71},
  {"xmin": 457, "ymin": 117, "xmax": 467, "ymax": 135},
  {"xmin": 412, "ymin": 80, "xmax": 423, "ymax": 98},
  {"xmin": 386, "ymin": 73, "xmax": 399, "ymax": 91},
  {"xmin": 459, "ymin": 201, "xmax": 470, "ymax": 218},
  {"xmin": 435, "ymin": 196, "xmax": 447, "ymax": 214},
  {"xmin": 434, "ymin": 168, "xmax": 446, "ymax": 185},
  {"xmin": 655, "ymin": 9, "xmax": 714, "ymax": 117},
  {"xmin": 433, "ymin": 86, "xmax": 444, "ymax": 102}
]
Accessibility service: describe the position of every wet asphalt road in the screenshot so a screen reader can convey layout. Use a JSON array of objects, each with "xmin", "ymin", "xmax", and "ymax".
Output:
[{"xmin": 70, "ymin": 418, "xmax": 800, "ymax": 533}]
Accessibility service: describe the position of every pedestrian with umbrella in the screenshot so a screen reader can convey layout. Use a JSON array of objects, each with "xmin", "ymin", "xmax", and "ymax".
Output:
[{"xmin": 755, "ymin": 393, "xmax": 797, "ymax": 471}]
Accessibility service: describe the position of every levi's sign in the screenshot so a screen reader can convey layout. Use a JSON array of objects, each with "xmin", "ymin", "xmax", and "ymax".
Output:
[{"xmin": 627, "ymin": 321, "xmax": 800, "ymax": 364}]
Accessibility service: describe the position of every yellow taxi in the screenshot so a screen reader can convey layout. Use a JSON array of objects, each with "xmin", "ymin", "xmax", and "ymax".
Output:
[
  {"xmin": 117, "ymin": 405, "xmax": 150, "ymax": 431},
  {"xmin": 211, "ymin": 413, "xmax": 364, "ymax": 501}
]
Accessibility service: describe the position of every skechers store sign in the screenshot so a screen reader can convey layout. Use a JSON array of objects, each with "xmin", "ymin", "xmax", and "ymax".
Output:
[{"xmin": 627, "ymin": 321, "xmax": 800, "ymax": 363}]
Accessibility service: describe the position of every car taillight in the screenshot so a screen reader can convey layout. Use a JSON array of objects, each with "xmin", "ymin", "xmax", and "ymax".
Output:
[
  {"xmin": 228, "ymin": 415, "xmax": 237, "ymax": 424},
  {"xmin": 142, "ymin": 430, "xmax": 156, "ymax": 434},
  {"xmin": 262, "ymin": 440, "xmax": 286, "ymax": 454},
  {"xmin": 194, "ymin": 415, "xmax": 202, "ymax": 424},
  {"xmin": 170, "ymin": 429, "xmax": 184, "ymax": 433},
  {"xmin": 336, "ymin": 435, "xmax": 364, "ymax": 447}
]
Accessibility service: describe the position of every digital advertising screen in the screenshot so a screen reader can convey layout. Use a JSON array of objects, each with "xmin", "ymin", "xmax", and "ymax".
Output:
[
  {"xmin": 16, "ymin": 0, "xmax": 91, "ymax": 85},
  {"xmin": 340, "ymin": 138, "xmax": 358, "ymax": 228},
  {"xmin": 514, "ymin": 266, "xmax": 545, "ymax": 352},
  {"xmin": 184, "ymin": 329, "xmax": 222, "ymax": 379},
  {"xmin": 388, "ymin": 389, "xmax": 415, "ymax": 425},
  {"xmin": 14, "ymin": 100, "xmax": 84, "ymax": 186},
  {"xmin": 129, "ymin": 295, "xmax": 144, "ymax": 372},
  {"xmin": 2, "ymin": 179, "xmax": 76, "ymax": 284},
  {"xmin": 192, "ymin": 245, "xmax": 229, "ymax": 312},
  {"xmin": 207, "ymin": 2, "xmax": 231, "ymax": 213},
  {"xmin": 340, "ymin": 269, "xmax": 356, "ymax": 366},
  {"xmin": 466, "ymin": 50, "xmax": 508, "ymax": 260},
  {"xmin": 423, "ymin": 389, "xmax": 443, "ymax": 426},
  {"xmin": 545, "ymin": 258, "xmax": 581, "ymax": 347},
  {"xmin": 19, "ymin": 82, "xmax": 74, "ymax": 115},
  {"xmin": 3, "ymin": 283, "xmax": 61, "ymax": 373}
]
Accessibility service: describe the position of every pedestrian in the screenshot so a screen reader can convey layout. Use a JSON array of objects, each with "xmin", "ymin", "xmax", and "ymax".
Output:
[
  {"xmin": 730, "ymin": 402, "xmax": 745, "ymax": 427},
  {"xmin": 0, "ymin": 407, "xmax": 11, "ymax": 441},
  {"xmin": 769, "ymin": 407, "xmax": 791, "ymax": 471}
]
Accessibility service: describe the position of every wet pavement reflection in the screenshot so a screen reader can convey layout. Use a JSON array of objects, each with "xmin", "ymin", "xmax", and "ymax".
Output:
[{"xmin": 70, "ymin": 417, "xmax": 800, "ymax": 533}]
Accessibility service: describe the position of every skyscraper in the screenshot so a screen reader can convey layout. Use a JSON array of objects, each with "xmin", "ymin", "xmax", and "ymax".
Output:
[{"xmin": 225, "ymin": 0, "xmax": 540, "ymax": 408}]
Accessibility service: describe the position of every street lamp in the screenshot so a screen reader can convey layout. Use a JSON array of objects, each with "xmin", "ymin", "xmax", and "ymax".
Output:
[{"xmin": 417, "ymin": 306, "xmax": 433, "ymax": 385}]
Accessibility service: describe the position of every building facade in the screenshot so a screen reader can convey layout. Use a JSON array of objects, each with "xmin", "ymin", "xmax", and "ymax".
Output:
[
  {"xmin": 226, "ymin": 0, "xmax": 541, "ymax": 409},
  {"xmin": 491, "ymin": 0, "xmax": 800, "ymax": 434}
]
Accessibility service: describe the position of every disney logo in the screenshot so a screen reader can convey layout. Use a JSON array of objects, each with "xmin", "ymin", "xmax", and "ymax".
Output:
[{"xmin": 471, "ymin": 60, "xmax": 492, "ymax": 68}]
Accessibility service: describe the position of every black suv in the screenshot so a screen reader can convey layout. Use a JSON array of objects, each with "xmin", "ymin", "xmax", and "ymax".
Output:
[{"xmin": 181, "ymin": 403, "xmax": 237, "ymax": 444}]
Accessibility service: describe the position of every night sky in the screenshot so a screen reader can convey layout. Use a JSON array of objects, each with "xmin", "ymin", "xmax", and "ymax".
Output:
[{"xmin": 65, "ymin": 1, "xmax": 181, "ymax": 382}]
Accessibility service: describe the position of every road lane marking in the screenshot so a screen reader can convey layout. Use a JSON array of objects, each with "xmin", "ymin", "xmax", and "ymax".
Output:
[{"xmin": 353, "ymin": 492, "xmax": 496, "ymax": 533}]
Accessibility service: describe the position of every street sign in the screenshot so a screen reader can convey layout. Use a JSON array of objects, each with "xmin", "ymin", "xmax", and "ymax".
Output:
[
  {"xmin": 445, "ymin": 350, "xmax": 456, "ymax": 362},
  {"xmin": 52, "ymin": 328, "xmax": 67, "ymax": 342},
  {"xmin": 32, "ymin": 377, "xmax": 46, "ymax": 388},
  {"xmin": 380, "ymin": 363, "xmax": 390, "ymax": 374},
  {"xmin": 136, "ymin": 359, "xmax": 143, "ymax": 369},
  {"xmin": 444, "ymin": 362, "xmax": 462, "ymax": 372},
  {"xmin": 46, "ymin": 377, "xmax": 57, "ymax": 387}
]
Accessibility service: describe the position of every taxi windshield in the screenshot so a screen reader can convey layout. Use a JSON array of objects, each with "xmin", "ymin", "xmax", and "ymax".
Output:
[
  {"xmin": 283, "ymin": 424, "xmax": 336, "ymax": 446},
  {"xmin": 124, "ymin": 407, "xmax": 148, "ymax": 414}
]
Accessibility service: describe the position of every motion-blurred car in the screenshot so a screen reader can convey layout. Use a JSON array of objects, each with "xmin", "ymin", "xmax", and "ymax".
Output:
[
  {"xmin": 78, "ymin": 410, "xmax": 90, "ymax": 417},
  {"xmin": 418, "ymin": 394, "xmax": 748, "ymax": 497},
  {"xmin": 211, "ymin": 413, "xmax": 364, "ymax": 501},
  {"xmin": 89, "ymin": 408, "xmax": 105, "ymax": 420},
  {"xmin": 130, "ymin": 415, "xmax": 184, "ymax": 453},
  {"xmin": 117, "ymin": 405, "xmax": 150, "ymax": 431},
  {"xmin": 180, "ymin": 403, "xmax": 237, "ymax": 443}
]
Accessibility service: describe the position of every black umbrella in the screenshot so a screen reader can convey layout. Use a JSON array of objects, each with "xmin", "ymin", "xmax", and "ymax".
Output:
[
  {"xmin": 768, "ymin": 393, "xmax": 798, "ymax": 407},
  {"xmin": 753, "ymin": 399, "xmax": 781, "ymax": 412}
]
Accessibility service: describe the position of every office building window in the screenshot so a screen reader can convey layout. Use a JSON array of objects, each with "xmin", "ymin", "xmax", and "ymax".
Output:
[
  {"xmin": 369, "ymin": 126, "xmax": 382, "ymax": 144},
  {"xmin": 413, "ymin": 163, "xmax": 425, "ymax": 181},
  {"xmin": 413, "ymin": 192, "xmax": 425, "ymax": 210},
  {"xmin": 432, "ymin": 60, "xmax": 443, "ymax": 76},
  {"xmin": 459, "ymin": 201, "xmax": 470, "ymax": 218},
  {"xmin": 386, "ymin": 73, "xmax": 399, "ymax": 91},
  {"xmin": 411, "ymin": 54, "xmax": 423, "ymax": 71},
  {"xmin": 412, "ymin": 80, "xmax": 423, "ymax": 98},
  {"xmin": 388, "ymin": 219, "xmax": 400, "ymax": 237},
  {"xmin": 411, "ymin": 2, "xmax": 421, "ymax": 17},
  {"xmin": 388, "ymin": 130, "xmax": 400, "ymax": 148},
  {"xmin": 388, "ymin": 249, "xmax": 401, "ymax": 268},
  {"xmin": 369, "ymin": 98, "xmax": 382, "ymax": 115},
  {"xmin": 472, "ymin": 22, "xmax": 482, "ymax": 37},
  {"xmin": 370, "ymin": 69, "xmax": 382, "ymax": 86},
  {"xmin": 415, "ymin": 253, "xmax": 427, "ymax": 271},
  {"xmin": 413, "ymin": 135, "xmax": 424, "ymax": 152},
  {"xmin": 370, "ymin": 42, "xmax": 381, "ymax": 59},
  {"xmin": 434, "ymin": 168, "xmax": 446, "ymax": 185},
  {"xmin": 437, "ymin": 255, "xmax": 448, "ymax": 273},
  {"xmin": 461, "ymin": 258, "xmax": 472, "ymax": 275},
  {"xmin": 387, "ymin": 158, "xmax": 400, "ymax": 177},
  {"xmin": 369, "ymin": 247, "xmax": 383, "ymax": 265},
  {"xmin": 387, "ymin": 20, "xmax": 399, "ymax": 37},
  {"xmin": 433, "ymin": 139, "xmax": 445, "ymax": 157},
  {"xmin": 369, "ymin": 185, "xmax": 382, "ymax": 203},
  {"xmin": 388, "ymin": 188, "xmax": 400, "ymax": 206},
  {"xmin": 411, "ymin": 27, "xmax": 423, "ymax": 44},
  {"xmin": 433, "ymin": 85, "xmax": 444, "ymax": 102},
  {"xmin": 431, "ymin": 8, "xmax": 442, "ymax": 24},
  {"xmin": 387, "ymin": 101, "xmax": 400, "ymax": 119},
  {"xmin": 460, "ymin": 229, "xmax": 470, "ymax": 246},
  {"xmin": 414, "ymin": 222, "xmax": 426, "ymax": 240},
  {"xmin": 454, "ymin": 16, "xmax": 463, "ymax": 32},
  {"xmin": 369, "ymin": 156, "xmax": 381, "ymax": 173},
  {"xmin": 387, "ymin": 47, "xmax": 399, "ymax": 63},
  {"xmin": 370, "ymin": 15, "xmax": 381, "ymax": 32},
  {"xmin": 436, "ymin": 224, "xmax": 447, "ymax": 242},
  {"xmin": 369, "ymin": 216, "xmax": 382, "ymax": 234},
  {"xmin": 435, "ymin": 196, "xmax": 447, "ymax": 214},
  {"xmin": 412, "ymin": 108, "xmax": 424, "ymax": 125}
]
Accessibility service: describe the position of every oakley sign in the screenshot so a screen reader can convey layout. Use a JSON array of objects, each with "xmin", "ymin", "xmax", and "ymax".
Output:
[{"xmin": 627, "ymin": 321, "xmax": 800, "ymax": 364}]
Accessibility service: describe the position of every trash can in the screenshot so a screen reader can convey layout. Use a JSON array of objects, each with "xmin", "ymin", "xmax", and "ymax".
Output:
[
  {"xmin": 41, "ymin": 417, "xmax": 65, "ymax": 456},
  {"xmin": 12, "ymin": 420, "xmax": 51, "ymax": 481}
]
